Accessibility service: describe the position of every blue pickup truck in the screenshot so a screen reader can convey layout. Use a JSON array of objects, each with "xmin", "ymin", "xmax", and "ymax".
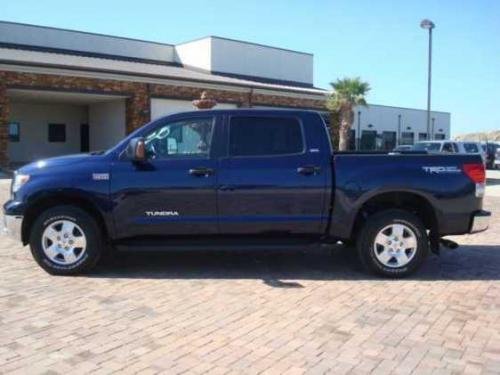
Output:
[{"xmin": 2, "ymin": 109, "xmax": 491, "ymax": 277}]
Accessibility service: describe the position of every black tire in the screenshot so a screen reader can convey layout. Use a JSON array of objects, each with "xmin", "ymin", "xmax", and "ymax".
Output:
[
  {"xmin": 356, "ymin": 209, "xmax": 429, "ymax": 278},
  {"xmin": 29, "ymin": 205, "xmax": 103, "ymax": 275}
]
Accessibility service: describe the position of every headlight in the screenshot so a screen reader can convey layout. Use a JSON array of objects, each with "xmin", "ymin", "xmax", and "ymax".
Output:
[{"xmin": 12, "ymin": 174, "xmax": 30, "ymax": 193}]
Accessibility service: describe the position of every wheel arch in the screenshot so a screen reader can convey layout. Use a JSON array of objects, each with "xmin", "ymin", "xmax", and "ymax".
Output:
[
  {"xmin": 351, "ymin": 190, "xmax": 440, "ymax": 252},
  {"xmin": 21, "ymin": 192, "xmax": 109, "ymax": 245}
]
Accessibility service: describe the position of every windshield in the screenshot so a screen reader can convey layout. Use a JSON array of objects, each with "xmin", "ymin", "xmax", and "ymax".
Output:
[{"xmin": 413, "ymin": 142, "xmax": 441, "ymax": 151}]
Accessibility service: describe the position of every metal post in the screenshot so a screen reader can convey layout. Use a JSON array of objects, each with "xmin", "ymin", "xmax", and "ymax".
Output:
[
  {"xmin": 426, "ymin": 27, "xmax": 432, "ymax": 139},
  {"xmin": 420, "ymin": 19, "xmax": 435, "ymax": 141},
  {"xmin": 357, "ymin": 111, "xmax": 361, "ymax": 150}
]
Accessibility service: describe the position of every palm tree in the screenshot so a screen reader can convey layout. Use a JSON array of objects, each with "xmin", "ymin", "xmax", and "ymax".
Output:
[{"xmin": 327, "ymin": 78, "xmax": 370, "ymax": 151}]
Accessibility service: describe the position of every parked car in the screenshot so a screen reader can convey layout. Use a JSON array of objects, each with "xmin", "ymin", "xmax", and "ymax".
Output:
[
  {"xmin": 485, "ymin": 142, "xmax": 500, "ymax": 169},
  {"xmin": 392, "ymin": 145, "xmax": 414, "ymax": 152},
  {"xmin": 2, "ymin": 109, "xmax": 490, "ymax": 278},
  {"xmin": 495, "ymin": 147, "xmax": 500, "ymax": 169},
  {"xmin": 413, "ymin": 140, "xmax": 487, "ymax": 164}
]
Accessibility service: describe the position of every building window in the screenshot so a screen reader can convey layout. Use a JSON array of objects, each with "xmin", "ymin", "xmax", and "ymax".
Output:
[
  {"xmin": 418, "ymin": 133, "xmax": 428, "ymax": 141},
  {"xmin": 8, "ymin": 122, "xmax": 20, "ymax": 142},
  {"xmin": 229, "ymin": 116, "xmax": 303, "ymax": 156},
  {"xmin": 401, "ymin": 132, "xmax": 414, "ymax": 145},
  {"xmin": 360, "ymin": 130, "xmax": 377, "ymax": 150},
  {"xmin": 381, "ymin": 131, "xmax": 397, "ymax": 151},
  {"xmin": 434, "ymin": 133, "xmax": 445, "ymax": 140},
  {"xmin": 48, "ymin": 123, "xmax": 66, "ymax": 142}
]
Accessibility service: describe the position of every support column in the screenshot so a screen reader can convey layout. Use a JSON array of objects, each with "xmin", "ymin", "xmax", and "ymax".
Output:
[
  {"xmin": 125, "ymin": 84, "xmax": 150, "ymax": 134},
  {"xmin": 0, "ymin": 83, "xmax": 10, "ymax": 169}
]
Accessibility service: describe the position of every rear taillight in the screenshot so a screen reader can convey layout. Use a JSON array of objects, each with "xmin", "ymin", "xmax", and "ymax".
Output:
[
  {"xmin": 463, "ymin": 163, "xmax": 486, "ymax": 198},
  {"xmin": 463, "ymin": 163, "xmax": 486, "ymax": 183}
]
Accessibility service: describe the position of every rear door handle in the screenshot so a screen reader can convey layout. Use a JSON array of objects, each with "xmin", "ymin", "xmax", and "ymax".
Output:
[
  {"xmin": 189, "ymin": 167, "xmax": 214, "ymax": 177},
  {"xmin": 297, "ymin": 165, "xmax": 321, "ymax": 175}
]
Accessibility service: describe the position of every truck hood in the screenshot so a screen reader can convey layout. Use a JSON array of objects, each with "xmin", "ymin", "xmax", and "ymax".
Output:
[{"xmin": 18, "ymin": 153, "xmax": 104, "ymax": 175}]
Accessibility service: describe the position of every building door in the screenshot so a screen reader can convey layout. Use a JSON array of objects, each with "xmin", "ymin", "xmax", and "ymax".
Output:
[
  {"xmin": 80, "ymin": 124, "xmax": 89, "ymax": 152},
  {"xmin": 361, "ymin": 130, "xmax": 377, "ymax": 150}
]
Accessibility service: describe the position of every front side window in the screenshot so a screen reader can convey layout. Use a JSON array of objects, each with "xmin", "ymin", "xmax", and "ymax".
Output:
[
  {"xmin": 8, "ymin": 122, "xmax": 20, "ymax": 142},
  {"xmin": 442, "ymin": 143, "xmax": 456, "ymax": 153},
  {"xmin": 463, "ymin": 143, "xmax": 479, "ymax": 153},
  {"xmin": 144, "ymin": 117, "xmax": 214, "ymax": 159},
  {"xmin": 229, "ymin": 116, "xmax": 303, "ymax": 156},
  {"xmin": 48, "ymin": 124, "xmax": 66, "ymax": 142},
  {"xmin": 413, "ymin": 142, "xmax": 441, "ymax": 152}
]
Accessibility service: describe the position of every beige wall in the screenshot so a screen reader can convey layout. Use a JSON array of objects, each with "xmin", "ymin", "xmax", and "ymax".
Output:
[
  {"xmin": 88, "ymin": 100, "xmax": 126, "ymax": 151},
  {"xmin": 8, "ymin": 102, "xmax": 88, "ymax": 163}
]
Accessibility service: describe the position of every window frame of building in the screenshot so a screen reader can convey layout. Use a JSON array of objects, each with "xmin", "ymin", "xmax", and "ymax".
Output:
[
  {"xmin": 228, "ymin": 116, "xmax": 305, "ymax": 157},
  {"xmin": 48, "ymin": 123, "xmax": 66, "ymax": 143},
  {"xmin": 434, "ymin": 133, "xmax": 445, "ymax": 140},
  {"xmin": 381, "ymin": 131, "xmax": 397, "ymax": 151},
  {"xmin": 400, "ymin": 132, "xmax": 414, "ymax": 146},
  {"xmin": 418, "ymin": 133, "xmax": 428, "ymax": 141},
  {"xmin": 8, "ymin": 122, "xmax": 20, "ymax": 142},
  {"xmin": 144, "ymin": 117, "xmax": 215, "ymax": 160}
]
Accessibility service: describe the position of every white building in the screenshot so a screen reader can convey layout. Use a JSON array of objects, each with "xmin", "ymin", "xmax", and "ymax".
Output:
[{"xmin": 0, "ymin": 21, "xmax": 450, "ymax": 166}]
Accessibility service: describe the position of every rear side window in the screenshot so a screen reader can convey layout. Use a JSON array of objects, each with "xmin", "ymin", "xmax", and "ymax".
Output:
[
  {"xmin": 229, "ymin": 116, "xmax": 303, "ymax": 156},
  {"xmin": 463, "ymin": 143, "xmax": 479, "ymax": 153}
]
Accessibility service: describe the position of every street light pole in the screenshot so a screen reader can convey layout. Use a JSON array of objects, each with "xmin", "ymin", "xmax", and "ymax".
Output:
[{"xmin": 420, "ymin": 19, "xmax": 435, "ymax": 140}]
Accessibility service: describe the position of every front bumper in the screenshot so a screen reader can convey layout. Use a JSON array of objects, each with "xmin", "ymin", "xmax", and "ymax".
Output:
[
  {"xmin": 469, "ymin": 210, "xmax": 491, "ymax": 234},
  {"xmin": 2, "ymin": 214, "xmax": 23, "ymax": 242}
]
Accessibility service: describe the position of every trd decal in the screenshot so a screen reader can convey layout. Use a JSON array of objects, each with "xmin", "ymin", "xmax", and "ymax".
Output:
[{"xmin": 422, "ymin": 166, "xmax": 461, "ymax": 174}]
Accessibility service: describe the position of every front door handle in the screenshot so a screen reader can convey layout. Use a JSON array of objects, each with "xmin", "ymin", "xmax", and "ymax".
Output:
[
  {"xmin": 189, "ymin": 167, "xmax": 214, "ymax": 177},
  {"xmin": 297, "ymin": 165, "xmax": 321, "ymax": 175}
]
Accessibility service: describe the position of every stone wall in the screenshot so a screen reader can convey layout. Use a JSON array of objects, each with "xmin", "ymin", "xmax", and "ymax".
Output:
[{"xmin": 0, "ymin": 70, "xmax": 326, "ymax": 167}]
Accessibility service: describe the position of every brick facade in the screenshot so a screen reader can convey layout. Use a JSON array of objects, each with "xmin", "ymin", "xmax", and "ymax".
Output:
[{"xmin": 0, "ymin": 70, "xmax": 326, "ymax": 167}]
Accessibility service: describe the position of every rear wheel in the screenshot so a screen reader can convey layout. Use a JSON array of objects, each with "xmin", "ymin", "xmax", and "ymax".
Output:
[
  {"xmin": 357, "ymin": 209, "xmax": 429, "ymax": 277},
  {"xmin": 29, "ymin": 206, "xmax": 103, "ymax": 275}
]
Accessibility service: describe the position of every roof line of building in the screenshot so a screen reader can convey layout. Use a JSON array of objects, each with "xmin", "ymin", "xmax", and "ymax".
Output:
[
  {"xmin": 177, "ymin": 35, "xmax": 314, "ymax": 56},
  {"xmin": 0, "ymin": 19, "xmax": 175, "ymax": 47},
  {"xmin": 361, "ymin": 103, "xmax": 450, "ymax": 115},
  {"xmin": 0, "ymin": 20, "xmax": 314, "ymax": 57},
  {"xmin": 0, "ymin": 60, "xmax": 327, "ymax": 97},
  {"xmin": 0, "ymin": 43, "xmax": 322, "ymax": 90}
]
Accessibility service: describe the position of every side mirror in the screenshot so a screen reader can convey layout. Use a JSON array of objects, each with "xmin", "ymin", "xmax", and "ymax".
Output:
[{"xmin": 126, "ymin": 137, "xmax": 146, "ymax": 162}]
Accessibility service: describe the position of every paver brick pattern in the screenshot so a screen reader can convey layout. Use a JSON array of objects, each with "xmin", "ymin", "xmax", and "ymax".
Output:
[{"xmin": 0, "ymin": 179, "xmax": 499, "ymax": 374}]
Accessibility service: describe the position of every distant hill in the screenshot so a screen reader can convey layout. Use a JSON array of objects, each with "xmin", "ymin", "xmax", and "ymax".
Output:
[{"xmin": 454, "ymin": 130, "xmax": 500, "ymax": 142}]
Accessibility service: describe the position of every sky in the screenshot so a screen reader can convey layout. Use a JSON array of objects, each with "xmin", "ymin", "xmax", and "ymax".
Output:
[{"xmin": 2, "ymin": 0, "xmax": 499, "ymax": 135}]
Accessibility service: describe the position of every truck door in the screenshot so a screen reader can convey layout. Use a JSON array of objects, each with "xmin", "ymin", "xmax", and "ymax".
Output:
[
  {"xmin": 110, "ymin": 115, "xmax": 220, "ymax": 238},
  {"xmin": 217, "ymin": 114, "xmax": 328, "ymax": 235}
]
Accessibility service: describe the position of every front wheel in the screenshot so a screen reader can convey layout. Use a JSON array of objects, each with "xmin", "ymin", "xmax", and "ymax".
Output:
[
  {"xmin": 357, "ymin": 209, "xmax": 429, "ymax": 277},
  {"xmin": 29, "ymin": 206, "xmax": 103, "ymax": 275}
]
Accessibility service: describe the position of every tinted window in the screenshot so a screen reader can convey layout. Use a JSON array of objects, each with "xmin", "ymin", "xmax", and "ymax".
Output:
[
  {"xmin": 48, "ymin": 124, "xmax": 66, "ymax": 142},
  {"xmin": 144, "ymin": 117, "xmax": 214, "ymax": 159},
  {"xmin": 229, "ymin": 116, "xmax": 303, "ymax": 156},
  {"xmin": 8, "ymin": 122, "xmax": 20, "ymax": 142},
  {"xmin": 413, "ymin": 142, "xmax": 441, "ymax": 151},
  {"xmin": 463, "ymin": 143, "xmax": 479, "ymax": 153}
]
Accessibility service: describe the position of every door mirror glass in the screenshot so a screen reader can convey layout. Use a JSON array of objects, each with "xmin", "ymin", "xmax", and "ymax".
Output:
[{"xmin": 126, "ymin": 137, "xmax": 146, "ymax": 162}]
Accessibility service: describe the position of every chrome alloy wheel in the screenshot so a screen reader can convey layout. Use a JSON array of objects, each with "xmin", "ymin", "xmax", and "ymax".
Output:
[
  {"xmin": 41, "ymin": 220, "xmax": 87, "ymax": 265},
  {"xmin": 373, "ymin": 223, "xmax": 417, "ymax": 268}
]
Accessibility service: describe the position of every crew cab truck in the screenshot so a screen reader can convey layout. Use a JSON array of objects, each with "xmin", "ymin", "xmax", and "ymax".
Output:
[{"xmin": 2, "ymin": 109, "xmax": 491, "ymax": 277}]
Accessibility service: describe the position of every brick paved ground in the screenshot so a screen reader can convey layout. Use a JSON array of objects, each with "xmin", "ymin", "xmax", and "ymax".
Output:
[{"xmin": 1, "ymin": 177, "xmax": 499, "ymax": 374}]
